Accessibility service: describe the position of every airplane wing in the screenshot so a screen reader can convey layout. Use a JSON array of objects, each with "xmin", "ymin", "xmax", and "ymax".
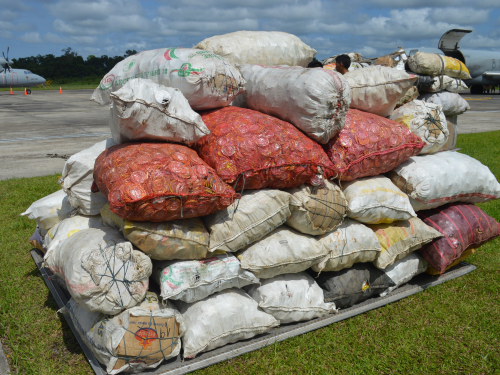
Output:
[
  {"xmin": 482, "ymin": 72, "xmax": 500, "ymax": 79},
  {"xmin": 439, "ymin": 29, "xmax": 472, "ymax": 51}
]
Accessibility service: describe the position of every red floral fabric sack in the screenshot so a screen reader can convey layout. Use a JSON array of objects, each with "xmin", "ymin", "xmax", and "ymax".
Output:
[
  {"xmin": 94, "ymin": 143, "xmax": 238, "ymax": 221},
  {"xmin": 418, "ymin": 203, "xmax": 500, "ymax": 274},
  {"xmin": 195, "ymin": 107, "xmax": 335, "ymax": 190},
  {"xmin": 323, "ymin": 109, "xmax": 425, "ymax": 181}
]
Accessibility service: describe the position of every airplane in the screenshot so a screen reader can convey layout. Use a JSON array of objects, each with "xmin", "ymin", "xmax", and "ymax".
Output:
[
  {"xmin": 0, "ymin": 47, "xmax": 46, "ymax": 94},
  {"xmin": 407, "ymin": 29, "xmax": 500, "ymax": 95}
]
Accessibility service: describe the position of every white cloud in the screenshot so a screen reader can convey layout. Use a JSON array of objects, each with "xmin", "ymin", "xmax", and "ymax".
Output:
[
  {"xmin": 429, "ymin": 7, "xmax": 489, "ymax": 24},
  {"xmin": 19, "ymin": 32, "xmax": 43, "ymax": 43}
]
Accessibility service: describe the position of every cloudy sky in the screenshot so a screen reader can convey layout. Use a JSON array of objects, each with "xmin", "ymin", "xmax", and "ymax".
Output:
[{"xmin": 1, "ymin": 0, "xmax": 499, "ymax": 61}]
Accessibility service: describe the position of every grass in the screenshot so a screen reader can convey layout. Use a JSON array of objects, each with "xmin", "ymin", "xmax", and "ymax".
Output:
[{"xmin": 0, "ymin": 131, "xmax": 499, "ymax": 374}]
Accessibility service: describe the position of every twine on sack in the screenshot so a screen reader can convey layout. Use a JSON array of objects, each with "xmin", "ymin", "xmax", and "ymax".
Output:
[
  {"xmin": 306, "ymin": 186, "xmax": 347, "ymax": 232},
  {"xmin": 231, "ymin": 172, "xmax": 246, "ymax": 214},
  {"xmin": 417, "ymin": 109, "xmax": 445, "ymax": 141}
]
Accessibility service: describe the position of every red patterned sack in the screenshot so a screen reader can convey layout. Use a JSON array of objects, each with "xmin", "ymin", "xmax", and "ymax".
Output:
[
  {"xmin": 418, "ymin": 203, "xmax": 500, "ymax": 274},
  {"xmin": 323, "ymin": 109, "xmax": 425, "ymax": 181},
  {"xmin": 94, "ymin": 143, "xmax": 238, "ymax": 221},
  {"xmin": 195, "ymin": 107, "xmax": 335, "ymax": 190}
]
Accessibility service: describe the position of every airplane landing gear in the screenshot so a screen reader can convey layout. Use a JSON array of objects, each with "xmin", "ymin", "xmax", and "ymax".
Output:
[
  {"xmin": 470, "ymin": 85, "xmax": 482, "ymax": 95},
  {"xmin": 26, "ymin": 88, "xmax": 31, "ymax": 95}
]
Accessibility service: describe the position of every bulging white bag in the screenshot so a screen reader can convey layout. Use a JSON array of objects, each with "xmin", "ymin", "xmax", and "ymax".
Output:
[
  {"xmin": 195, "ymin": 31, "xmax": 316, "ymax": 67},
  {"xmin": 239, "ymin": 65, "xmax": 351, "ymax": 144},
  {"xmin": 390, "ymin": 100, "xmax": 448, "ymax": 154},
  {"xmin": 345, "ymin": 66, "xmax": 417, "ymax": 118},
  {"xmin": 419, "ymin": 91, "xmax": 470, "ymax": 116},
  {"xmin": 389, "ymin": 151, "xmax": 500, "ymax": 211},
  {"xmin": 109, "ymin": 79, "xmax": 210, "ymax": 145},
  {"xmin": 45, "ymin": 227, "xmax": 151, "ymax": 315},
  {"xmin": 285, "ymin": 180, "xmax": 347, "ymax": 236},
  {"xmin": 203, "ymin": 189, "xmax": 291, "ymax": 253},
  {"xmin": 408, "ymin": 52, "xmax": 471, "ymax": 80},
  {"xmin": 152, "ymin": 254, "xmax": 259, "ymax": 303},
  {"xmin": 311, "ymin": 219, "xmax": 382, "ymax": 273},
  {"xmin": 176, "ymin": 288, "xmax": 279, "ymax": 359},
  {"xmin": 61, "ymin": 139, "xmax": 115, "ymax": 216},
  {"xmin": 92, "ymin": 48, "xmax": 245, "ymax": 109},
  {"xmin": 245, "ymin": 272, "xmax": 337, "ymax": 324},
  {"xmin": 21, "ymin": 189, "xmax": 74, "ymax": 237},
  {"xmin": 379, "ymin": 253, "xmax": 428, "ymax": 296},
  {"xmin": 421, "ymin": 75, "xmax": 468, "ymax": 93},
  {"xmin": 237, "ymin": 227, "xmax": 329, "ymax": 279},
  {"xmin": 62, "ymin": 292, "xmax": 185, "ymax": 374}
]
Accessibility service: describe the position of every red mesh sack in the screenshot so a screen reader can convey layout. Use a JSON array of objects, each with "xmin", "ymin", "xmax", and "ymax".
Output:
[
  {"xmin": 323, "ymin": 109, "xmax": 425, "ymax": 181},
  {"xmin": 418, "ymin": 203, "xmax": 500, "ymax": 274},
  {"xmin": 94, "ymin": 143, "xmax": 239, "ymax": 222},
  {"xmin": 195, "ymin": 107, "xmax": 335, "ymax": 190}
]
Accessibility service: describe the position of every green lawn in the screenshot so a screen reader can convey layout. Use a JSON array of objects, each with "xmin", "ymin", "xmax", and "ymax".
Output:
[{"xmin": 0, "ymin": 132, "xmax": 499, "ymax": 374}]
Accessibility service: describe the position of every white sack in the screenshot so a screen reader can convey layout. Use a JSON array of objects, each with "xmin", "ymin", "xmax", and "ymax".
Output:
[
  {"xmin": 91, "ymin": 48, "xmax": 245, "ymax": 109},
  {"xmin": 390, "ymin": 151, "xmax": 500, "ymax": 211},
  {"xmin": 45, "ymin": 227, "xmax": 151, "ymax": 315},
  {"xmin": 311, "ymin": 219, "xmax": 382, "ymax": 273},
  {"xmin": 245, "ymin": 273, "xmax": 337, "ymax": 323},
  {"xmin": 421, "ymin": 75, "xmax": 468, "ymax": 93},
  {"xmin": 323, "ymin": 52, "xmax": 364, "ymax": 65},
  {"xmin": 390, "ymin": 100, "xmax": 448, "ymax": 154},
  {"xmin": 345, "ymin": 66, "xmax": 417, "ymax": 117},
  {"xmin": 61, "ymin": 293, "xmax": 185, "ymax": 374},
  {"xmin": 44, "ymin": 214, "xmax": 105, "ymax": 257},
  {"xmin": 408, "ymin": 52, "xmax": 471, "ymax": 80},
  {"xmin": 109, "ymin": 79, "xmax": 210, "ymax": 145},
  {"xmin": 342, "ymin": 176, "xmax": 416, "ymax": 224},
  {"xmin": 203, "ymin": 189, "xmax": 291, "ymax": 253},
  {"xmin": 176, "ymin": 288, "xmax": 279, "ymax": 359},
  {"xmin": 419, "ymin": 91, "xmax": 470, "ymax": 116},
  {"xmin": 239, "ymin": 65, "xmax": 351, "ymax": 144},
  {"xmin": 62, "ymin": 139, "xmax": 115, "ymax": 215},
  {"xmin": 379, "ymin": 253, "xmax": 428, "ymax": 296},
  {"xmin": 152, "ymin": 254, "xmax": 259, "ymax": 303},
  {"xmin": 21, "ymin": 189, "xmax": 74, "ymax": 237},
  {"xmin": 237, "ymin": 226, "xmax": 329, "ymax": 279},
  {"xmin": 195, "ymin": 31, "xmax": 316, "ymax": 67},
  {"xmin": 285, "ymin": 180, "xmax": 347, "ymax": 236}
]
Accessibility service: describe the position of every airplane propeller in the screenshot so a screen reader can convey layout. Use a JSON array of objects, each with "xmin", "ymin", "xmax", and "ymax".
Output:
[{"xmin": 2, "ymin": 47, "xmax": 12, "ymax": 72}]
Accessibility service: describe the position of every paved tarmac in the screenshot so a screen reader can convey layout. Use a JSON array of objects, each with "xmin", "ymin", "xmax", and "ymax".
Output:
[{"xmin": 0, "ymin": 90, "xmax": 499, "ymax": 180}]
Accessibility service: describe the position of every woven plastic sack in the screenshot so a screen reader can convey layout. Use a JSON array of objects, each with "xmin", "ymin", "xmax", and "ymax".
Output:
[
  {"xmin": 440, "ymin": 121, "xmax": 458, "ymax": 151},
  {"xmin": 323, "ymin": 52, "xmax": 364, "ymax": 65},
  {"xmin": 44, "ymin": 215, "xmax": 105, "ymax": 258},
  {"xmin": 91, "ymin": 48, "xmax": 245, "ymax": 109},
  {"xmin": 196, "ymin": 107, "xmax": 335, "ymax": 190},
  {"xmin": 345, "ymin": 66, "xmax": 417, "ymax": 117},
  {"xmin": 379, "ymin": 253, "xmax": 428, "ymax": 296},
  {"xmin": 176, "ymin": 288, "xmax": 279, "ymax": 359},
  {"xmin": 245, "ymin": 272, "xmax": 337, "ymax": 324},
  {"xmin": 312, "ymin": 263, "xmax": 395, "ymax": 308},
  {"xmin": 94, "ymin": 143, "xmax": 238, "ymax": 222},
  {"xmin": 44, "ymin": 227, "xmax": 151, "ymax": 315},
  {"xmin": 411, "ymin": 73, "xmax": 435, "ymax": 91},
  {"xmin": 389, "ymin": 151, "xmax": 500, "ymax": 211},
  {"xmin": 237, "ymin": 226, "xmax": 329, "ymax": 279},
  {"xmin": 311, "ymin": 219, "xmax": 382, "ymax": 273},
  {"xmin": 395, "ymin": 86, "xmax": 419, "ymax": 109},
  {"xmin": 408, "ymin": 52, "xmax": 471, "ymax": 80},
  {"xmin": 109, "ymin": 79, "xmax": 210, "ymax": 145},
  {"xmin": 342, "ymin": 176, "xmax": 416, "ymax": 224},
  {"xmin": 390, "ymin": 100, "xmax": 448, "ymax": 154},
  {"xmin": 195, "ymin": 31, "xmax": 316, "ymax": 67},
  {"xmin": 62, "ymin": 139, "xmax": 116, "ymax": 216},
  {"xmin": 368, "ymin": 217, "xmax": 442, "ymax": 269},
  {"xmin": 101, "ymin": 203, "xmax": 209, "ymax": 260},
  {"xmin": 426, "ymin": 247, "xmax": 475, "ymax": 275},
  {"xmin": 323, "ymin": 109, "xmax": 425, "ymax": 181},
  {"xmin": 21, "ymin": 189, "xmax": 74, "ymax": 237},
  {"xmin": 421, "ymin": 75, "xmax": 468, "ymax": 93},
  {"xmin": 152, "ymin": 254, "xmax": 259, "ymax": 303},
  {"xmin": 418, "ymin": 203, "xmax": 500, "ymax": 274},
  {"xmin": 285, "ymin": 180, "xmax": 347, "ymax": 236},
  {"xmin": 203, "ymin": 189, "xmax": 291, "ymax": 253},
  {"xmin": 61, "ymin": 292, "xmax": 185, "ymax": 374},
  {"xmin": 419, "ymin": 92, "xmax": 470, "ymax": 116},
  {"xmin": 239, "ymin": 65, "xmax": 351, "ymax": 144}
]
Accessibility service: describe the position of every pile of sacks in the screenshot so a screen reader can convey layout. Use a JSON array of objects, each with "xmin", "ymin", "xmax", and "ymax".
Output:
[{"xmin": 22, "ymin": 31, "xmax": 500, "ymax": 374}]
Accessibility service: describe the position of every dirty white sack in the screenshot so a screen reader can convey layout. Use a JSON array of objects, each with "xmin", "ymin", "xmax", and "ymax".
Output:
[
  {"xmin": 239, "ymin": 65, "xmax": 351, "ymax": 144},
  {"xmin": 418, "ymin": 91, "xmax": 470, "ymax": 116},
  {"xmin": 245, "ymin": 272, "xmax": 337, "ymax": 323},
  {"xmin": 420, "ymin": 75, "xmax": 468, "ymax": 93},
  {"xmin": 408, "ymin": 52, "xmax": 471, "ymax": 80},
  {"xmin": 379, "ymin": 253, "xmax": 428, "ymax": 296}
]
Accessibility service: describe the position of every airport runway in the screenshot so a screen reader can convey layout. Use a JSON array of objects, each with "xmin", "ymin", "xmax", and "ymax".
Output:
[{"xmin": 0, "ymin": 90, "xmax": 499, "ymax": 180}]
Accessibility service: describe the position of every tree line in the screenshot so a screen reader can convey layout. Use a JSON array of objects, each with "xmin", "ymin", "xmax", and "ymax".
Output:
[{"xmin": 12, "ymin": 48, "xmax": 137, "ymax": 82}]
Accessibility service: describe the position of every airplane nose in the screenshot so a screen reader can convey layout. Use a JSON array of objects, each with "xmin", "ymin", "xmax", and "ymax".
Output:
[{"xmin": 36, "ymin": 75, "xmax": 46, "ymax": 84}]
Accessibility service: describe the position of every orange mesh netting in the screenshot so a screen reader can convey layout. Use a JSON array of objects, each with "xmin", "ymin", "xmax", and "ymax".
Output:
[
  {"xmin": 324, "ymin": 109, "xmax": 425, "ymax": 181},
  {"xmin": 94, "ymin": 143, "xmax": 239, "ymax": 222},
  {"xmin": 195, "ymin": 107, "xmax": 335, "ymax": 190}
]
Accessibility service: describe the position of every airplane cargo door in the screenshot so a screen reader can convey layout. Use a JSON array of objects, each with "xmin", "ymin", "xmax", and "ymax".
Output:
[{"xmin": 11, "ymin": 71, "xmax": 18, "ymax": 85}]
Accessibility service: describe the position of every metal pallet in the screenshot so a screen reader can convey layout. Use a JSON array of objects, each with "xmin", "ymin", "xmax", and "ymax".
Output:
[{"xmin": 31, "ymin": 249, "xmax": 476, "ymax": 375}]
